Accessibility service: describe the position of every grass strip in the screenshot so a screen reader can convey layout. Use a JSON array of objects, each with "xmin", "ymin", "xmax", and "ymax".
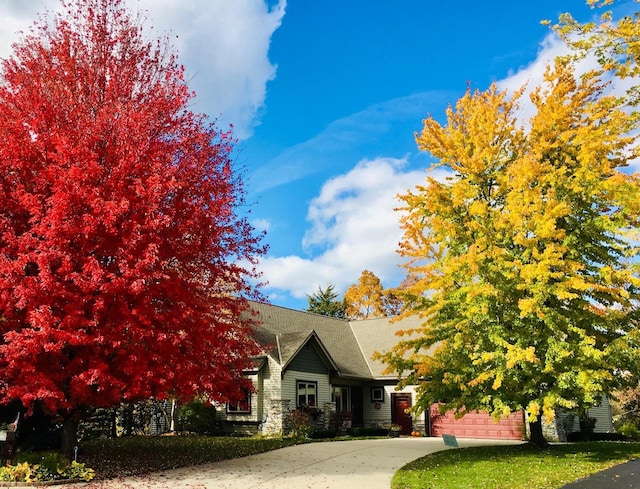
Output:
[{"xmin": 392, "ymin": 442, "xmax": 640, "ymax": 489}]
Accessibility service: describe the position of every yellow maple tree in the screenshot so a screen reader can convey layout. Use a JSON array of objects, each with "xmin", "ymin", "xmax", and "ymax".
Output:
[
  {"xmin": 554, "ymin": 0, "xmax": 640, "ymax": 83},
  {"xmin": 344, "ymin": 270, "xmax": 401, "ymax": 319},
  {"xmin": 380, "ymin": 48, "xmax": 640, "ymax": 445}
]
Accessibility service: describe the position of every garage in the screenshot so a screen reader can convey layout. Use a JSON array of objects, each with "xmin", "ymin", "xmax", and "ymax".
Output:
[{"xmin": 428, "ymin": 404, "xmax": 524, "ymax": 440}]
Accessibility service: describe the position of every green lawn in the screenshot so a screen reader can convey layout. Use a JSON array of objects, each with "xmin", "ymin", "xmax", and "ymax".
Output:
[{"xmin": 392, "ymin": 442, "xmax": 640, "ymax": 489}]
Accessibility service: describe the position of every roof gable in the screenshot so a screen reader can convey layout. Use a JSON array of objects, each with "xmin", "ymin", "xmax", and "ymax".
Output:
[
  {"xmin": 250, "ymin": 301, "xmax": 428, "ymax": 380},
  {"xmin": 277, "ymin": 331, "xmax": 338, "ymax": 373},
  {"xmin": 251, "ymin": 302, "xmax": 372, "ymax": 379}
]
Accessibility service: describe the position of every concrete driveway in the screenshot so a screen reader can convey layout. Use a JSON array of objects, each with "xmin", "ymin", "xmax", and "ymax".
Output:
[{"xmin": 74, "ymin": 437, "xmax": 521, "ymax": 489}]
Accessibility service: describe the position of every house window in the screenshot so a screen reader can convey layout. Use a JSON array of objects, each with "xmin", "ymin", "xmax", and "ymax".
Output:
[
  {"xmin": 332, "ymin": 386, "xmax": 350, "ymax": 413},
  {"xmin": 227, "ymin": 388, "xmax": 251, "ymax": 414},
  {"xmin": 371, "ymin": 387, "xmax": 384, "ymax": 402},
  {"xmin": 297, "ymin": 381, "xmax": 317, "ymax": 408}
]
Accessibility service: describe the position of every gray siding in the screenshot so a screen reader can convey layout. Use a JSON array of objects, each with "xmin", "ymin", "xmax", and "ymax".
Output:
[
  {"xmin": 363, "ymin": 384, "xmax": 423, "ymax": 430},
  {"xmin": 216, "ymin": 372, "xmax": 260, "ymax": 430},
  {"xmin": 542, "ymin": 396, "xmax": 614, "ymax": 441},
  {"xmin": 287, "ymin": 343, "xmax": 329, "ymax": 375},
  {"xmin": 562, "ymin": 397, "xmax": 614, "ymax": 434},
  {"xmin": 282, "ymin": 370, "xmax": 332, "ymax": 409}
]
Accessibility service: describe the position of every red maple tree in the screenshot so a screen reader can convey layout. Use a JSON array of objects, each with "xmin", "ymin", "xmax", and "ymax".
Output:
[{"xmin": 0, "ymin": 0, "xmax": 265, "ymax": 452}]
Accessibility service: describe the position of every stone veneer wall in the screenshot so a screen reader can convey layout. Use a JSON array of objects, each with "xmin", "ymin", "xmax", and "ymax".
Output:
[
  {"xmin": 542, "ymin": 411, "xmax": 568, "ymax": 442},
  {"xmin": 262, "ymin": 400, "xmax": 339, "ymax": 436},
  {"xmin": 263, "ymin": 399, "xmax": 291, "ymax": 435},
  {"xmin": 322, "ymin": 402, "xmax": 338, "ymax": 431}
]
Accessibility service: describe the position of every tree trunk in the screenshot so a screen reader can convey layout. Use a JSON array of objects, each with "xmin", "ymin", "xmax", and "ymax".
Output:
[
  {"xmin": 110, "ymin": 408, "xmax": 117, "ymax": 438},
  {"xmin": 60, "ymin": 416, "xmax": 79, "ymax": 459},
  {"xmin": 528, "ymin": 415, "xmax": 548, "ymax": 447},
  {"xmin": 170, "ymin": 399, "xmax": 176, "ymax": 432}
]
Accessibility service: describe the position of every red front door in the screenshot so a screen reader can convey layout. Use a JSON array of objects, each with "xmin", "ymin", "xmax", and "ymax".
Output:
[{"xmin": 392, "ymin": 394, "xmax": 413, "ymax": 435}]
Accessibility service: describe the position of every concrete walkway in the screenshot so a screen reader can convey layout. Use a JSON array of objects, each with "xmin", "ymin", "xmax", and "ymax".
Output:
[{"xmin": 71, "ymin": 437, "xmax": 520, "ymax": 489}]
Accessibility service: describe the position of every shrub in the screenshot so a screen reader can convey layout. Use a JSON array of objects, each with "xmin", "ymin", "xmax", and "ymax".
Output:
[
  {"xmin": 579, "ymin": 417, "xmax": 597, "ymax": 434},
  {"xmin": 0, "ymin": 462, "xmax": 31, "ymax": 482},
  {"xmin": 309, "ymin": 429, "xmax": 337, "ymax": 439},
  {"xmin": 177, "ymin": 400, "xmax": 218, "ymax": 434},
  {"xmin": 567, "ymin": 431, "xmax": 627, "ymax": 442},
  {"xmin": 0, "ymin": 459, "xmax": 94, "ymax": 483},
  {"xmin": 617, "ymin": 422, "xmax": 640, "ymax": 439},
  {"xmin": 284, "ymin": 409, "xmax": 314, "ymax": 438},
  {"xmin": 346, "ymin": 427, "xmax": 389, "ymax": 437},
  {"xmin": 26, "ymin": 464, "xmax": 55, "ymax": 482},
  {"xmin": 58, "ymin": 460, "xmax": 95, "ymax": 481},
  {"xmin": 18, "ymin": 451, "xmax": 68, "ymax": 473}
]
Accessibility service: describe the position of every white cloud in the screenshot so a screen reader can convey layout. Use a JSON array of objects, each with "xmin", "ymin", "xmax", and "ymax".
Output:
[
  {"xmin": 251, "ymin": 217, "xmax": 271, "ymax": 234},
  {"xmin": 497, "ymin": 34, "xmax": 569, "ymax": 99},
  {"xmin": 258, "ymin": 157, "xmax": 449, "ymax": 300},
  {"xmin": 137, "ymin": 0, "xmax": 285, "ymax": 139},
  {"xmin": 0, "ymin": 0, "xmax": 284, "ymax": 140}
]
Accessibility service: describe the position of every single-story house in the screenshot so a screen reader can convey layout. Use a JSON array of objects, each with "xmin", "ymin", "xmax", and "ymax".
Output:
[{"xmin": 217, "ymin": 302, "xmax": 612, "ymax": 441}]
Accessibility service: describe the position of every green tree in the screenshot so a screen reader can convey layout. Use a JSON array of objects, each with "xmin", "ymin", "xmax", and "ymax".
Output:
[
  {"xmin": 379, "ymin": 53, "xmax": 640, "ymax": 445},
  {"xmin": 306, "ymin": 284, "xmax": 347, "ymax": 319}
]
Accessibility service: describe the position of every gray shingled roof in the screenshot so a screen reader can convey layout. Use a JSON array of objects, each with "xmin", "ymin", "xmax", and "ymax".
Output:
[
  {"xmin": 251, "ymin": 302, "xmax": 372, "ymax": 379},
  {"xmin": 349, "ymin": 315, "xmax": 428, "ymax": 379},
  {"xmin": 276, "ymin": 331, "xmax": 313, "ymax": 367}
]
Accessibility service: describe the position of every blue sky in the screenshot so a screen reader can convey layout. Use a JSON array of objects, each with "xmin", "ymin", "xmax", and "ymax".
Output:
[{"xmin": 0, "ymin": 0, "xmax": 636, "ymax": 310}]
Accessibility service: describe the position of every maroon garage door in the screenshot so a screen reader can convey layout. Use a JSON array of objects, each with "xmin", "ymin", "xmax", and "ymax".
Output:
[{"xmin": 429, "ymin": 404, "xmax": 524, "ymax": 440}]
